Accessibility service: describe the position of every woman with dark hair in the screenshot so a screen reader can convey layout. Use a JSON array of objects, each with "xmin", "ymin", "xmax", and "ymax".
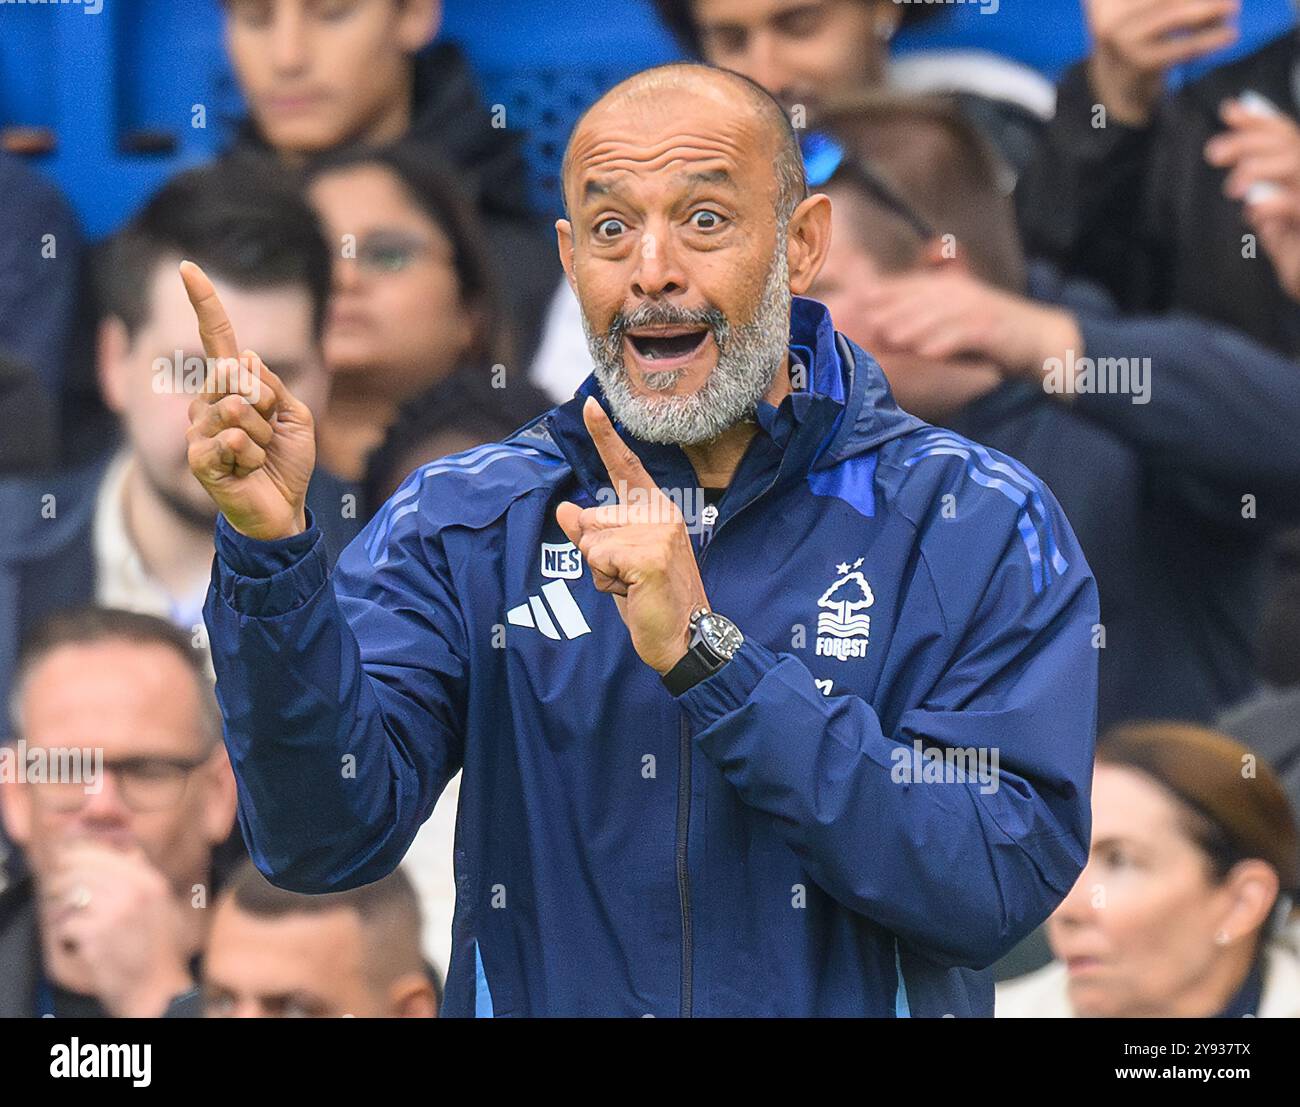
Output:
[
  {"xmin": 998, "ymin": 722, "xmax": 1300, "ymax": 1017},
  {"xmin": 305, "ymin": 139, "xmax": 518, "ymax": 480}
]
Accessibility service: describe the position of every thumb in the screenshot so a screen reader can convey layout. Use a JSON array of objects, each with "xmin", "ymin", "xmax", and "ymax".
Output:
[{"xmin": 556, "ymin": 501, "xmax": 583, "ymax": 546}]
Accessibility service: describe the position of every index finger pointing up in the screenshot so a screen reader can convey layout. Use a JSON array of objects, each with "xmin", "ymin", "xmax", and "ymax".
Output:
[
  {"xmin": 180, "ymin": 260, "xmax": 240, "ymax": 361},
  {"xmin": 582, "ymin": 396, "xmax": 658, "ymax": 499}
]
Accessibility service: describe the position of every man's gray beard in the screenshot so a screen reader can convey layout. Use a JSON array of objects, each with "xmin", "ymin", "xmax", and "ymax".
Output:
[{"xmin": 581, "ymin": 235, "xmax": 792, "ymax": 446}]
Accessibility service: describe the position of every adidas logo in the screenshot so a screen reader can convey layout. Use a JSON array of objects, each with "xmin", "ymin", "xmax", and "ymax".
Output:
[{"xmin": 506, "ymin": 580, "xmax": 591, "ymax": 640}]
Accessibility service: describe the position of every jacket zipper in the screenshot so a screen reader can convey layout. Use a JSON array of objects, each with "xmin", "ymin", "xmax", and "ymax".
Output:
[
  {"xmin": 673, "ymin": 487, "xmax": 772, "ymax": 1017},
  {"xmin": 675, "ymin": 512, "xmax": 711, "ymax": 1018},
  {"xmin": 675, "ymin": 710, "xmax": 693, "ymax": 1018}
]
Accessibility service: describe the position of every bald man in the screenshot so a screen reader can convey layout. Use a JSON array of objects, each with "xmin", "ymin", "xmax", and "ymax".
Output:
[{"xmin": 187, "ymin": 64, "xmax": 1099, "ymax": 1017}]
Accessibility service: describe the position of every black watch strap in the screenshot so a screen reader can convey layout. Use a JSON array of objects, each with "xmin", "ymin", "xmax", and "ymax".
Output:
[{"xmin": 662, "ymin": 640, "xmax": 726, "ymax": 696}]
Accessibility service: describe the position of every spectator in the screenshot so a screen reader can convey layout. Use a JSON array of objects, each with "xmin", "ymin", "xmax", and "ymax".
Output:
[
  {"xmin": 807, "ymin": 94, "xmax": 1300, "ymax": 727},
  {"xmin": 304, "ymin": 141, "xmax": 521, "ymax": 480},
  {"xmin": 1209, "ymin": 145, "xmax": 1300, "ymax": 825},
  {"xmin": 0, "ymin": 609, "xmax": 236, "ymax": 1017},
  {"xmin": 651, "ymin": 0, "xmax": 1049, "ymax": 171},
  {"xmin": 997, "ymin": 722, "xmax": 1300, "ymax": 1018},
  {"xmin": 0, "ymin": 163, "xmax": 361, "ymax": 716},
  {"xmin": 220, "ymin": 0, "xmax": 556, "ymax": 364},
  {"xmin": 654, "ymin": 0, "xmax": 927, "ymax": 99},
  {"xmin": 202, "ymin": 859, "xmax": 439, "ymax": 1017},
  {"xmin": 1018, "ymin": 0, "xmax": 1300, "ymax": 356}
]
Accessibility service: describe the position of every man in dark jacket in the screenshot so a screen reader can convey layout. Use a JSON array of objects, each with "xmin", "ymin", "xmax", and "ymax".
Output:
[
  {"xmin": 1018, "ymin": 1, "xmax": 1300, "ymax": 355},
  {"xmin": 181, "ymin": 64, "xmax": 1098, "ymax": 1017},
  {"xmin": 809, "ymin": 95, "xmax": 1300, "ymax": 729},
  {"xmin": 219, "ymin": 0, "xmax": 556, "ymax": 360}
]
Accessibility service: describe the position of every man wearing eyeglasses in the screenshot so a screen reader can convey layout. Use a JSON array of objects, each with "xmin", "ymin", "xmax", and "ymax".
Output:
[
  {"xmin": 0, "ymin": 609, "xmax": 236, "ymax": 1018},
  {"xmin": 187, "ymin": 63, "xmax": 1099, "ymax": 1017}
]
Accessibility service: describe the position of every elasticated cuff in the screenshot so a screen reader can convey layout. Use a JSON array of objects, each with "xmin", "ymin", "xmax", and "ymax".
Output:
[{"xmin": 213, "ymin": 510, "xmax": 328, "ymax": 618}]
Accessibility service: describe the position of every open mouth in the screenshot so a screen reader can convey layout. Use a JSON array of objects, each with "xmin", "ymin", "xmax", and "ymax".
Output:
[{"xmin": 626, "ymin": 327, "xmax": 709, "ymax": 362}]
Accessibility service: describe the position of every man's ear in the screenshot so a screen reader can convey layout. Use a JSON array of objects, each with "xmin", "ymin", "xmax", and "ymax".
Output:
[
  {"xmin": 389, "ymin": 972, "xmax": 440, "ymax": 1018},
  {"xmin": 397, "ymin": 0, "xmax": 443, "ymax": 53},
  {"xmin": 786, "ymin": 193, "xmax": 833, "ymax": 296},
  {"xmin": 201, "ymin": 744, "xmax": 239, "ymax": 849},
  {"xmin": 555, "ymin": 218, "xmax": 577, "ymax": 293},
  {"xmin": 96, "ymin": 315, "xmax": 131, "ymax": 416}
]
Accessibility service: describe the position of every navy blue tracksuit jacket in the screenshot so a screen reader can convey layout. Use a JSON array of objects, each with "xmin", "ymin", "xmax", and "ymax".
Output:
[{"xmin": 205, "ymin": 297, "xmax": 1099, "ymax": 1017}]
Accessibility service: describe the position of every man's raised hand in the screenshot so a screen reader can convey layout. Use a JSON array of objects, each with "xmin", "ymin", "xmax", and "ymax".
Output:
[
  {"xmin": 180, "ymin": 261, "xmax": 316, "ymax": 540},
  {"xmin": 556, "ymin": 398, "xmax": 709, "ymax": 675},
  {"xmin": 1086, "ymin": 0, "xmax": 1238, "ymax": 126}
]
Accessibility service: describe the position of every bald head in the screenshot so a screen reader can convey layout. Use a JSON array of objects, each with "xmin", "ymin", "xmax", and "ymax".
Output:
[{"xmin": 563, "ymin": 63, "xmax": 806, "ymax": 223}]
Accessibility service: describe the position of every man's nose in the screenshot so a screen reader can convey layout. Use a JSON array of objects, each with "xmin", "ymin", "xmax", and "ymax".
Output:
[
  {"xmin": 630, "ymin": 223, "xmax": 687, "ymax": 300},
  {"xmin": 76, "ymin": 769, "xmax": 132, "ymax": 824},
  {"xmin": 332, "ymin": 254, "xmax": 363, "ymax": 293},
  {"xmin": 269, "ymin": 9, "xmax": 310, "ymax": 74}
]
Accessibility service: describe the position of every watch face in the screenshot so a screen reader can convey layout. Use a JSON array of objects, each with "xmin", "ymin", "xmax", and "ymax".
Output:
[{"xmin": 697, "ymin": 613, "xmax": 743, "ymax": 659}]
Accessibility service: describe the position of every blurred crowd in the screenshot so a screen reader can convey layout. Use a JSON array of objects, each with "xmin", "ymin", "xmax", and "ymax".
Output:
[{"xmin": 1, "ymin": 0, "xmax": 1299, "ymax": 1018}]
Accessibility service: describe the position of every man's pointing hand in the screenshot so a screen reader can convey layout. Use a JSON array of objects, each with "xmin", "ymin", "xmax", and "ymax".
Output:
[
  {"xmin": 556, "ymin": 397, "xmax": 709, "ymax": 675},
  {"xmin": 180, "ymin": 261, "xmax": 316, "ymax": 541}
]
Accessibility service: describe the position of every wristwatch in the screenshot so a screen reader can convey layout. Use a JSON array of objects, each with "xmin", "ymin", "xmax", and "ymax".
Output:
[{"xmin": 662, "ymin": 605, "xmax": 744, "ymax": 695}]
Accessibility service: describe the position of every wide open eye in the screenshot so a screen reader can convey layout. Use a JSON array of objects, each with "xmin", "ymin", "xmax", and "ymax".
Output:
[
  {"xmin": 596, "ymin": 217, "xmax": 627, "ymax": 239},
  {"xmin": 690, "ymin": 210, "xmax": 725, "ymax": 231}
]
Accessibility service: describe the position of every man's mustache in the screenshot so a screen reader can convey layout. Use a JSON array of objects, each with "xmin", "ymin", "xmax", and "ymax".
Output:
[{"xmin": 603, "ymin": 302, "xmax": 729, "ymax": 349}]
